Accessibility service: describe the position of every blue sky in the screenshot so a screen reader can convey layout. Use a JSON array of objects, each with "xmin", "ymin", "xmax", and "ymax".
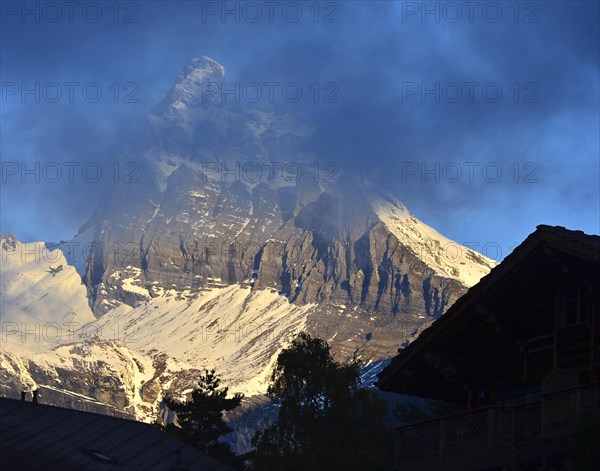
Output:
[{"xmin": 1, "ymin": 1, "xmax": 598, "ymax": 260}]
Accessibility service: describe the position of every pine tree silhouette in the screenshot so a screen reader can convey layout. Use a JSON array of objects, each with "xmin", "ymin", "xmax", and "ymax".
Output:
[
  {"xmin": 164, "ymin": 369, "xmax": 243, "ymax": 468},
  {"xmin": 250, "ymin": 333, "xmax": 392, "ymax": 471}
]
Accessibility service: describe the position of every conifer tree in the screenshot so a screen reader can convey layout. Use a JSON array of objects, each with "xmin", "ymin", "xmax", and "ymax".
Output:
[
  {"xmin": 164, "ymin": 369, "xmax": 243, "ymax": 467},
  {"xmin": 249, "ymin": 333, "xmax": 392, "ymax": 470}
]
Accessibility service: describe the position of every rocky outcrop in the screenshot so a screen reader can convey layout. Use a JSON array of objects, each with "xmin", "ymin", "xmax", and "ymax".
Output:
[
  {"xmin": 1, "ymin": 57, "xmax": 497, "ymax": 453},
  {"xmin": 81, "ymin": 57, "xmax": 495, "ymax": 362}
]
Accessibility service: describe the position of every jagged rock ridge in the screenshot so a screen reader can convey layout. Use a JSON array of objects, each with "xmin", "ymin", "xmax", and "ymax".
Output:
[
  {"xmin": 82, "ymin": 57, "xmax": 495, "ymax": 360},
  {"xmin": 1, "ymin": 57, "xmax": 496, "ymax": 451}
]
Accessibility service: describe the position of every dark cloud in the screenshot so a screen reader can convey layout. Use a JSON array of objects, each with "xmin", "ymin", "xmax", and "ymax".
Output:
[{"xmin": 1, "ymin": 1, "xmax": 598, "ymax": 256}]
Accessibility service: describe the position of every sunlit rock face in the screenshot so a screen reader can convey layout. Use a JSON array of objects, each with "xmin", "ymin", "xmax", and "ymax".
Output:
[
  {"xmin": 82, "ymin": 56, "xmax": 496, "ymax": 360},
  {"xmin": 1, "ymin": 57, "xmax": 496, "ymax": 452}
]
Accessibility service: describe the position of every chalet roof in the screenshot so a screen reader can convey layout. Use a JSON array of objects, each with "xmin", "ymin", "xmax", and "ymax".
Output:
[
  {"xmin": 377, "ymin": 225, "xmax": 600, "ymax": 394},
  {"xmin": 534, "ymin": 224, "xmax": 600, "ymax": 258},
  {"xmin": 0, "ymin": 397, "xmax": 235, "ymax": 471}
]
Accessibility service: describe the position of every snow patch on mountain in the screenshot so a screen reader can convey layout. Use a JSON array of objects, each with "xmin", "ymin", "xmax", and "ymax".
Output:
[
  {"xmin": 0, "ymin": 236, "xmax": 96, "ymax": 354},
  {"xmin": 90, "ymin": 284, "xmax": 315, "ymax": 396},
  {"xmin": 0, "ymin": 339, "xmax": 158, "ymax": 421},
  {"xmin": 1, "ymin": 233, "xmax": 318, "ymax": 424},
  {"xmin": 369, "ymin": 195, "xmax": 497, "ymax": 287}
]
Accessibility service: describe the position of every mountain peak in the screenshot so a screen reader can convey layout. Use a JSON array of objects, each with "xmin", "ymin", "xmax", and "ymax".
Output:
[
  {"xmin": 180, "ymin": 56, "xmax": 225, "ymax": 83},
  {"xmin": 157, "ymin": 56, "xmax": 226, "ymax": 113}
]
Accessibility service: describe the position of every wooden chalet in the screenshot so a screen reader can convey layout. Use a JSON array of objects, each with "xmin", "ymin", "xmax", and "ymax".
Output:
[{"xmin": 378, "ymin": 225, "xmax": 600, "ymax": 470}]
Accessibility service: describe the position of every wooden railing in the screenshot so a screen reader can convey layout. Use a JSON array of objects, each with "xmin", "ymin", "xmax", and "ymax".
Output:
[{"xmin": 395, "ymin": 382, "xmax": 600, "ymax": 465}]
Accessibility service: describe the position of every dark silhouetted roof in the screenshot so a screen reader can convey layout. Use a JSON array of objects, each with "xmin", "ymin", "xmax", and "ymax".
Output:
[
  {"xmin": 378, "ymin": 225, "xmax": 600, "ymax": 394},
  {"xmin": 0, "ymin": 397, "xmax": 234, "ymax": 471}
]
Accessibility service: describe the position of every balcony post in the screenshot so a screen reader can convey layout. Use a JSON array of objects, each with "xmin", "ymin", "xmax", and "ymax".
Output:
[
  {"xmin": 487, "ymin": 408, "xmax": 496, "ymax": 449},
  {"xmin": 510, "ymin": 408, "xmax": 517, "ymax": 448},
  {"xmin": 540, "ymin": 396, "xmax": 546, "ymax": 439},
  {"xmin": 575, "ymin": 388, "xmax": 582, "ymax": 417},
  {"xmin": 439, "ymin": 419, "xmax": 447, "ymax": 460},
  {"xmin": 393, "ymin": 428, "xmax": 401, "ymax": 471}
]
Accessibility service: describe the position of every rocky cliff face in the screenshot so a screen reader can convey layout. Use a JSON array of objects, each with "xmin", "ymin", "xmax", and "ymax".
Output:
[
  {"xmin": 82, "ymin": 56, "xmax": 495, "ymax": 361},
  {"xmin": 1, "ymin": 57, "xmax": 497, "ymax": 452}
]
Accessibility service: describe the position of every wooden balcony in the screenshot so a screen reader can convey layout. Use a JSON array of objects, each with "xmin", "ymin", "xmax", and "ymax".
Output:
[{"xmin": 394, "ymin": 382, "xmax": 600, "ymax": 471}]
